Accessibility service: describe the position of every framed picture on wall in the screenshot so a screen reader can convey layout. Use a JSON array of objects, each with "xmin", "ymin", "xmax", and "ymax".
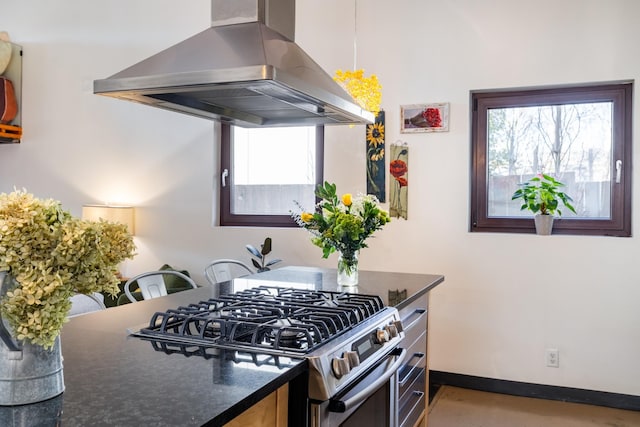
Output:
[{"xmin": 400, "ymin": 103, "xmax": 449, "ymax": 133}]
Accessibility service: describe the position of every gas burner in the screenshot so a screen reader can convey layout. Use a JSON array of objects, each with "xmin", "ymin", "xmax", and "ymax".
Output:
[
  {"xmin": 272, "ymin": 328, "xmax": 305, "ymax": 343},
  {"xmin": 270, "ymin": 329, "xmax": 308, "ymax": 350},
  {"xmin": 219, "ymin": 304, "xmax": 284, "ymax": 322},
  {"xmin": 274, "ymin": 288, "xmax": 332, "ymax": 305}
]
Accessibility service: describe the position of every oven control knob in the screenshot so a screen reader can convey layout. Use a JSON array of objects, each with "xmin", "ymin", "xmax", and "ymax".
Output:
[
  {"xmin": 385, "ymin": 324, "xmax": 399, "ymax": 338},
  {"xmin": 345, "ymin": 351, "xmax": 360, "ymax": 367},
  {"xmin": 331, "ymin": 357, "xmax": 351, "ymax": 379},
  {"xmin": 375, "ymin": 328, "xmax": 390, "ymax": 344}
]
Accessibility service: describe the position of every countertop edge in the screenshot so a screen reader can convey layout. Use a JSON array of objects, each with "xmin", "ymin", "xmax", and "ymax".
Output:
[
  {"xmin": 395, "ymin": 274, "xmax": 445, "ymax": 310},
  {"xmin": 211, "ymin": 360, "xmax": 309, "ymax": 426}
]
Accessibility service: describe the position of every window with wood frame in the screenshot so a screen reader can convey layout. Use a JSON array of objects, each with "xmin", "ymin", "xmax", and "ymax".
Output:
[
  {"xmin": 470, "ymin": 81, "xmax": 632, "ymax": 236},
  {"xmin": 220, "ymin": 124, "xmax": 324, "ymax": 227}
]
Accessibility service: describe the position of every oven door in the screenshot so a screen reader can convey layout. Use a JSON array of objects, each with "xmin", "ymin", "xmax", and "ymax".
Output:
[{"xmin": 310, "ymin": 347, "xmax": 406, "ymax": 427}]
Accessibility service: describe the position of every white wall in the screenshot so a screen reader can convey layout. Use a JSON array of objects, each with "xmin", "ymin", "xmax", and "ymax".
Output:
[{"xmin": 2, "ymin": 0, "xmax": 639, "ymax": 397}]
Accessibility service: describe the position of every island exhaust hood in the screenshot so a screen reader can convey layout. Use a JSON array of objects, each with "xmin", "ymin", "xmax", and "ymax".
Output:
[{"xmin": 93, "ymin": 0, "xmax": 374, "ymax": 128}]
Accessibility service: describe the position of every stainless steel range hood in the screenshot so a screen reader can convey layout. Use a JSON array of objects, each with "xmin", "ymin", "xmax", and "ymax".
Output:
[{"xmin": 93, "ymin": 0, "xmax": 374, "ymax": 127}]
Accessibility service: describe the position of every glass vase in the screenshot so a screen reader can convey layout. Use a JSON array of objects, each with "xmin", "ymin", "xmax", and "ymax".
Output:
[{"xmin": 337, "ymin": 251, "xmax": 359, "ymax": 287}]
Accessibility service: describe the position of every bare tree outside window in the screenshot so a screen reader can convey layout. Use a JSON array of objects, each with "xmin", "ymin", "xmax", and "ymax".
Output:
[{"xmin": 487, "ymin": 102, "xmax": 612, "ymax": 219}]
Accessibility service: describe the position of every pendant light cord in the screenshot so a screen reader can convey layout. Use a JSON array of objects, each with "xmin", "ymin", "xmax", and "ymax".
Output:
[{"xmin": 353, "ymin": 0, "xmax": 358, "ymax": 70}]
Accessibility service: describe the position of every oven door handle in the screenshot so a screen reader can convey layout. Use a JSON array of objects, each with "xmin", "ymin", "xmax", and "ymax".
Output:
[{"xmin": 328, "ymin": 347, "xmax": 407, "ymax": 413}]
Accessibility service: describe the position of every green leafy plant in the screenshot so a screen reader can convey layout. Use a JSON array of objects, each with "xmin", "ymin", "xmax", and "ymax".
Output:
[
  {"xmin": 292, "ymin": 181, "xmax": 390, "ymax": 270},
  {"xmin": 511, "ymin": 174, "xmax": 577, "ymax": 216},
  {"xmin": 246, "ymin": 237, "xmax": 281, "ymax": 272},
  {"xmin": 0, "ymin": 190, "xmax": 136, "ymax": 348}
]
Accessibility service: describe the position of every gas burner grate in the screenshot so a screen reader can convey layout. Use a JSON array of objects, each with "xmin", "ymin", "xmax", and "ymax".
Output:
[{"xmin": 136, "ymin": 286, "xmax": 385, "ymax": 357}]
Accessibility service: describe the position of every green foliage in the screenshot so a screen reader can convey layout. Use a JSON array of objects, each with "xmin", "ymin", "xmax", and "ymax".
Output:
[
  {"xmin": 0, "ymin": 190, "xmax": 136, "ymax": 348},
  {"xmin": 246, "ymin": 237, "xmax": 281, "ymax": 272},
  {"xmin": 292, "ymin": 181, "xmax": 390, "ymax": 264},
  {"xmin": 511, "ymin": 174, "xmax": 577, "ymax": 216}
]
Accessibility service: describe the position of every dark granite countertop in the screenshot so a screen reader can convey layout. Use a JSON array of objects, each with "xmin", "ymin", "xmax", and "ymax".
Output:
[{"xmin": 12, "ymin": 267, "xmax": 443, "ymax": 426}]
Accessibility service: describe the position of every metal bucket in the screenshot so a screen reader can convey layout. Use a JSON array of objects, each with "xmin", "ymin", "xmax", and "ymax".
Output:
[
  {"xmin": 0, "ymin": 272, "xmax": 65, "ymax": 406},
  {"xmin": 0, "ymin": 392, "xmax": 63, "ymax": 426}
]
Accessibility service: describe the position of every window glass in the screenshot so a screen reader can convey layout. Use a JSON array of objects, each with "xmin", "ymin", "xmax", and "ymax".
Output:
[
  {"xmin": 487, "ymin": 102, "xmax": 612, "ymax": 219},
  {"xmin": 220, "ymin": 125, "xmax": 324, "ymax": 227}
]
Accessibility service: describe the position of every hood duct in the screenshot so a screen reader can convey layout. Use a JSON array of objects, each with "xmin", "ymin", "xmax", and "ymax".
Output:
[{"xmin": 93, "ymin": 0, "xmax": 374, "ymax": 127}]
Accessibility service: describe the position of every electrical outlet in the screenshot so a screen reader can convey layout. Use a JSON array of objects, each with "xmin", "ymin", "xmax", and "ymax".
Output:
[{"xmin": 546, "ymin": 348, "xmax": 559, "ymax": 367}]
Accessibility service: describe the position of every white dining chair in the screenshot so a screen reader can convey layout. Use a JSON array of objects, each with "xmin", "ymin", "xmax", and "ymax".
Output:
[
  {"xmin": 204, "ymin": 259, "xmax": 253, "ymax": 286},
  {"xmin": 123, "ymin": 270, "xmax": 197, "ymax": 303},
  {"xmin": 68, "ymin": 293, "xmax": 107, "ymax": 317}
]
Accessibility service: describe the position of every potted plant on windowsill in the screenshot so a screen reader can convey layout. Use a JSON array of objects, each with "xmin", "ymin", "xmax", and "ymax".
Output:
[{"xmin": 511, "ymin": 174, "xmax": 576, "ymax": 235}]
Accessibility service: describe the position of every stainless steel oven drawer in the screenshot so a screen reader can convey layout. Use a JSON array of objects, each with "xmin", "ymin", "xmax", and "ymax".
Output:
[
  {"xmin": 398, "ymin": 331, "xmax": 427, "ymax": 403},
  {"xmin": 397, "ymin": 293, "xmax": 429, "ymax": 427},
  {"xmin": 401, "ymin": 307, "xmax": 427, "ymax": 350},
  {"xmin": 399, "ymin": 389, "xmax": 426, "ymax": 427}
]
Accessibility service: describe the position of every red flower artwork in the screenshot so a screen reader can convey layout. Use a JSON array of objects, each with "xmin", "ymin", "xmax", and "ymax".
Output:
[
  {"xmin": 390, "ymin": 159, "xmax": 408, "ymax": 178},
  {"xmin": 404, "ymin": 105, "xmax": 446, "ymax": 130},
  {"xmin": 390, "ymin": 151, "xmax": 408, "ymax": 219},
  {"xmin": 422, "ymin": 108, "xmax": 442, "ymax": 127}
]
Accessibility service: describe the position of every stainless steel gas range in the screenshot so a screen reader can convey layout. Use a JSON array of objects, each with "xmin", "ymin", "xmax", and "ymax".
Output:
[{"xmin": 131, "ymin": 285, "xmax": 407, "ymax": 426}]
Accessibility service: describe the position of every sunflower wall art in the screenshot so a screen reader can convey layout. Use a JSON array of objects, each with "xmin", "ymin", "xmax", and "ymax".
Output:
[
  {"xmin": 390, "ymin": 143, "xmax": 408, "ymax": 219},
  {"xmin": 366, "ymin": 111, "xmax": 386, "ymax": 202}
]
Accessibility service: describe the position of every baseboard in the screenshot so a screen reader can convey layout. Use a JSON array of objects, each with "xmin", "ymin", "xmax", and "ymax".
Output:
[{"xmin": 430, "ymin": 370, "xmax": 640, "ymax": 412}]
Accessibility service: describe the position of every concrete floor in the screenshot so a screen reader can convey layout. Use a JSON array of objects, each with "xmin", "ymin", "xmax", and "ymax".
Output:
[{"xmin": 428, "ymin": 386, "xmax": 640, "ymax": 427}]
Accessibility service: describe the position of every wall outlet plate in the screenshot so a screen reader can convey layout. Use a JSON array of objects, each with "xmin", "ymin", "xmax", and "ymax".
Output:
[{"xmin": 546, "ymin": 348, "xmax": 559, "ymax": 368}]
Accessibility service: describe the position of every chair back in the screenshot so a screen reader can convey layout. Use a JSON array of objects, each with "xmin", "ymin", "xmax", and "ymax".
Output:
[
  {"xmin": 124, "ymin": 270, "xmax": 197, "ymax": 303},
  {"xmin": 204, "ymin": 259, "xmax": 253, "ymax": 285},
  {"xmin": 68, "ymin": 293, "xmax": 107, "ymax": 317}
]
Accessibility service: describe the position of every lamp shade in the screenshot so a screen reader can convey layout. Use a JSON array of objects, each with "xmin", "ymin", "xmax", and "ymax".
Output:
[{"xmin": 82, "ymin": 205, "xmax": 135, "ymax": 235}]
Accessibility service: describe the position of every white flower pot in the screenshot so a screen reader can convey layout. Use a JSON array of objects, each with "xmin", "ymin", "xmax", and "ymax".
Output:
[{"xmin": 534, "ymin": 214, "xmax": 554, "ymax": 235}]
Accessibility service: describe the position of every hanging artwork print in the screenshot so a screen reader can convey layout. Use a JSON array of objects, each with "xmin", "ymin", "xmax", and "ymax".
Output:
[
  {"xmin": 400, "ymin": 103, "xmax": 449, "ymax": 133},
  {"xmin": 390, "ymin": 143, "xmax": 408, "ymax": 219},
  {"xmin": 366, "ymin": 111, "xmax": 386, "ymax": 202}
]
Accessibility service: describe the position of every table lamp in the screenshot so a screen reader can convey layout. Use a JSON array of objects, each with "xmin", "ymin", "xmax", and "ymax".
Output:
[{"xmin": 81, "ymin": 204, "xmax": 135, "ymax": 235}]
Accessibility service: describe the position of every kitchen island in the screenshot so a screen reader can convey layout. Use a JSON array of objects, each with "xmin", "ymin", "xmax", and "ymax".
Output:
[{"xmin": 4, "ymin": 267, "xmax": 443, "ymax": 426}]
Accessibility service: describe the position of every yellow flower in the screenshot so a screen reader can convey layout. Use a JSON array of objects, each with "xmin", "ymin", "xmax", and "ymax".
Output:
[
  {"xmin": 367, "ymin": 122, "xmax": 385, "ymax": 147},
  {"xmin": 370, "ymin": 148, "xmax": 385, "ymax": 161},
  {"xmin": 291, "ymin": 182, "xmax": 390, "ymax": 263},
  {"xmin": 301, "ymin": 212, "xmax": 314, "ymax": 223}
]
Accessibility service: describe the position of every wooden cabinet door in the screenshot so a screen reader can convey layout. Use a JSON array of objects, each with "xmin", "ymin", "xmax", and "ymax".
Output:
[{"xmin": 224, "ymin": 384, "xmax": 288, "ymax": 427}]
